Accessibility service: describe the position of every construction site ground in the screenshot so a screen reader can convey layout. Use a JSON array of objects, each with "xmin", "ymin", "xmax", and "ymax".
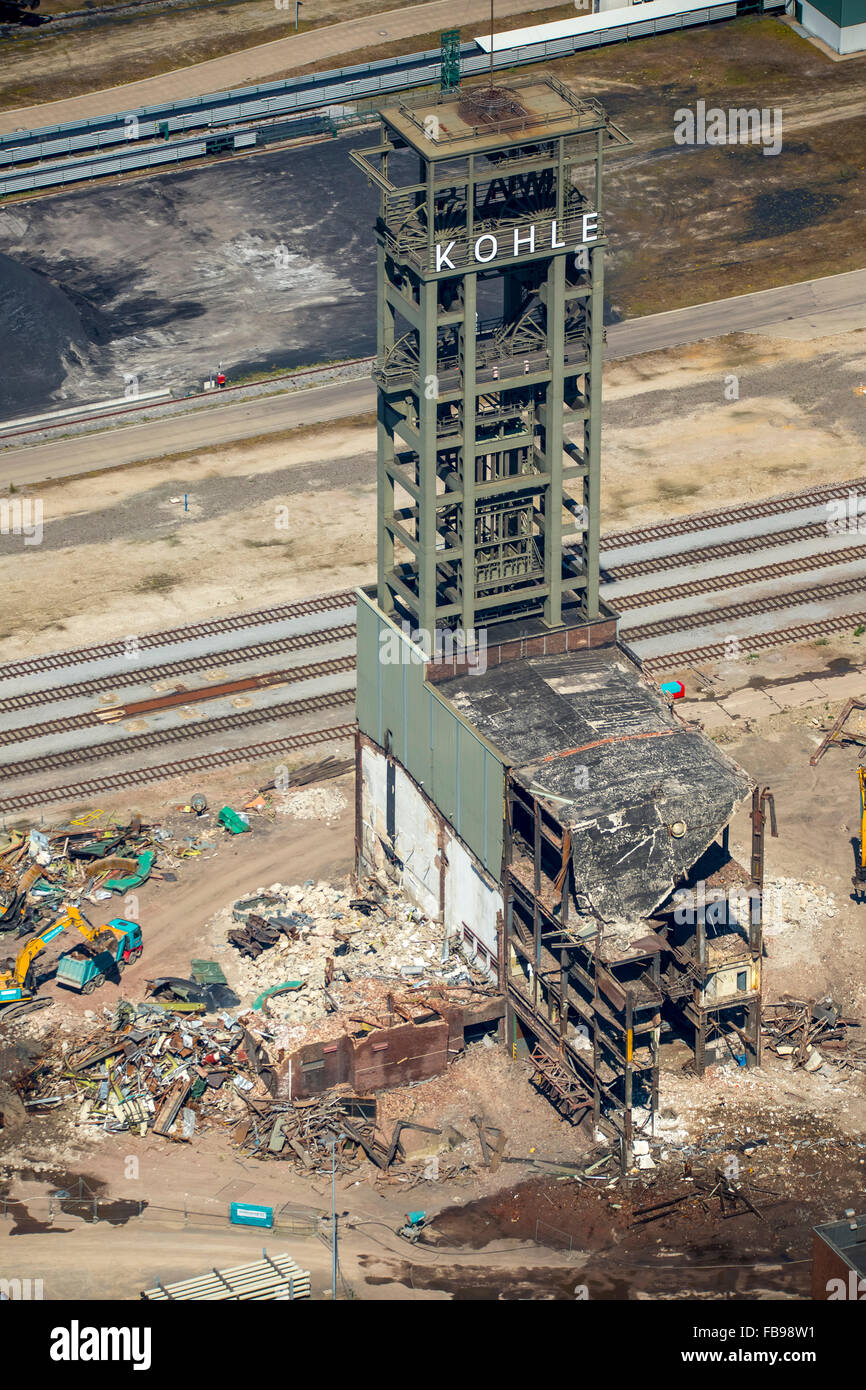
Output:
[{"xmin": 1, "ymin": 673, "xmax": 865, "ymax": 1298}]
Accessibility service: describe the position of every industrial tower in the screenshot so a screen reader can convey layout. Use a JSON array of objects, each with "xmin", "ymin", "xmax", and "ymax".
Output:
[{"xmin": 351, "ymin": 77, "xmax": 630, "ymax": 638}]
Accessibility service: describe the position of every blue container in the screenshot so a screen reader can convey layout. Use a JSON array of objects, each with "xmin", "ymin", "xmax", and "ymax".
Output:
[{"xmin": 230, "ymin": 1201, "xmax": 273, "ymax": 1229}]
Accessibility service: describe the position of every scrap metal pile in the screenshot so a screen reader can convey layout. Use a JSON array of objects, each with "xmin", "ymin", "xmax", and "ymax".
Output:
[
  {"xmin": 14, "ymin": 1003, "xmax": 260, "ymax": 1137},
  {"xmin": 0, "ymin": 815, "xmax": 157, "ymax": 941},
  {"xmin": 8, "ymin": 979, "xmax": 493, "ymax": 1179},
  {"xmin": 236, "ymin": 1088, "xmax": 451, "ymax": 1176},
  {"xmin": 762, "ymin": 998, "xmax": 865, "ymax": 1073}
]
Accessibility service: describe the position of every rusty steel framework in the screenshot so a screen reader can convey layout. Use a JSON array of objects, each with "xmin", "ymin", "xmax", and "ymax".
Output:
[
  {"xmin": 503, "ymin": 778, "xmax": 773, "ymax": 1165},
  {"xmin": 350, "ymin": 75, "xmax": 630, "ymax": 636}
]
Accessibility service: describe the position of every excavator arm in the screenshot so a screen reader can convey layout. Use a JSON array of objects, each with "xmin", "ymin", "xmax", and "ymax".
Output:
[{"xmin": 4, "ymin": 906, "xmax": 119, "ymax": 990}]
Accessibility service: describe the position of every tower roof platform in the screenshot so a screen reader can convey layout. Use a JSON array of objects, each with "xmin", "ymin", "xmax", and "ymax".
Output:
[{"xmin": 380, "ymin": 75, "xmax": 615, "ymax": 160}]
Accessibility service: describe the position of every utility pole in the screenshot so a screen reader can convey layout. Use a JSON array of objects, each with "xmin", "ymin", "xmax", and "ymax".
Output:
[
  {"xmin": 331, "ymin": 1136, "xmax": 337, "ymax": 1300},
  {"xmin": 489, "ymin": 0, "xmax": 494, "ymax": 88}
]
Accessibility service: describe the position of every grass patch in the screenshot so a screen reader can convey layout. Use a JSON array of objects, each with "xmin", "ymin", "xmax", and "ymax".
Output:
[{"xmin": 135, "ymin": 572, "xmax": 178, "ymax": 593}]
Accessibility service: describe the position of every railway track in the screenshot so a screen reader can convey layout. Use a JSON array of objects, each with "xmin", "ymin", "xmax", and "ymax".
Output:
[
  {"xmin": 3, "ymin": 478, "xmax": 866, "ymax": 810},
  {"xmin": 640, "ymin": 610, "xmax": 866, "ymax": 673},
  {"xmin": 601, "ymin": 520, "xmax": 837, "ymax": 583},
  {"xmin": 597, "ymin": 475, "xmax": 866, "ymax": 551},
  {"xmin": 0, "ymin": 589, "xmax": 355, "ymax": 681},
  {"xmin": 622, "ymin": 572, "xmax": 866, "ymax": 645},
  {"xmin": 611, "ymin": 543, "xmax": 866, "ymax": 613},
  {"xmin": 0, "ymin": 626, "xmax": 355, "ymax": 716},
  {"xmin": 0, "ymin": 722, "xmax": 358, "ymax": 815},
  {"xmin": 0, "ymin": 688, "xmax": 356, "ymax": 780},
  {"xmin": 0, "ymin": 654, "xmax": 356, "ymax": 747}
]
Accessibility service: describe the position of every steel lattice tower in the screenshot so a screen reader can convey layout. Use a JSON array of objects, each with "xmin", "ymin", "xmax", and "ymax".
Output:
[{"xmin": 351, "ymin": 77, "xmax": 628, "ymax": 637}]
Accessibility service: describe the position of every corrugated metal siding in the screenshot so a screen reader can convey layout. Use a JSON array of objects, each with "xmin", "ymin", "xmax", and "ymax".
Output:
[{"xmin": 355, "ymin": 589, "xmax": 504, "ymax": 874}]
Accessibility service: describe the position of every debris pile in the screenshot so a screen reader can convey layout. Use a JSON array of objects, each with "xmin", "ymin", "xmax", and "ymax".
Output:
[
  {"xmin": 6, "ymin": 996, "xmax": 489, "ymax": 1182},
  {"xmin": 217, "ymin": 877, "xmax": 480, "ymax": 1024},
  {"xmin": 0, "ymin": 816, "xmax": 157, "ymax": 939},
  {"xmin": 235, "ymin": 1088, "xmax": 447, "ymax": 1175},
  {"xmin": 762, "ymin": 998, "xmax": 864, "ymax": 1073}
]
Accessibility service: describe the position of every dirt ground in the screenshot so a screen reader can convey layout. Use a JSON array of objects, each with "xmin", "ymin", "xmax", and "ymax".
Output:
[
  {"xmin": 0, "ymin": 0, "xmax": 433, "ymax": 108},
  {"xmin": 2, "ymin": 323, "xmax": 864, "ymax": 663},
  {"xmin": 548, "ymin": 17, "xmax": 866, "ymax": 315},
  {"xmin": 1, "ymin": 749, "xmax": 864, "ymax": 1300}
]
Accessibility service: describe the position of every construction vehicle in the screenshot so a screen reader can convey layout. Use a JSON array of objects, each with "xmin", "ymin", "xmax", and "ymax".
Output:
[
  {"xmin": 854, "ymin": 767, "xmax": 866, "ymax": 903},
  {"xmin": 397, "ymin": 1211, "xmax": 428, "ymax": 1243},
  {"xmin": 0, "ymin": 906, "xmax": 139, "ymax": 1008},
  {"xmin": 55, "ymin": 918, "xmax": 142, "ymax": 995}
]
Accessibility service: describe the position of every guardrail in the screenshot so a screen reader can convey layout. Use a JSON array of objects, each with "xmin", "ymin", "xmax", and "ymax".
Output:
[{"xmin": 0, "ymin": 0, "xmax": 784, "ymax": 200}]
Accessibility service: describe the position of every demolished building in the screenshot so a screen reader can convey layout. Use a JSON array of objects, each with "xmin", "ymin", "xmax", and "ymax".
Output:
[{"xmin": 350, "ymin": 76, "xmax": 774, "ymax": 1167}]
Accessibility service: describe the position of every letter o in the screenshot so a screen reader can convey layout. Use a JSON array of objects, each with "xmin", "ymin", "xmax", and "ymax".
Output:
[{"xmin": 474, "ymin": 234, "xmax": 497, "ymax": 263}]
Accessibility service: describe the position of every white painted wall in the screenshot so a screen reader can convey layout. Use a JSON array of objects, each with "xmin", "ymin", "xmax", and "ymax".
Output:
[
  {"xmin": 359, "ymin": 741, "xmax": 502, "ymax": 982},
  {"xmin": 800, "ymin": 0, "xmax": 866, "ymax": 52},
  {"xmin": 443, "ymin": 832, "xmax": 502, "ymax": 983}
]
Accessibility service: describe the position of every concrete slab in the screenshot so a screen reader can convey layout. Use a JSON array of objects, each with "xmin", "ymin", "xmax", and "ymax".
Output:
[
  {"xmin": 818, "ymin": 672, "xmax": 866, "ymax": 701},
  {"xmin": 765, "ymin": 680, "xmax": 830, "ymax": 710},
  {"xmin": 719, "ymin": 689, "xmax": 780, "ymax": 720},
  {"xmin": 677, "ymin": 701, "xmax": 736, "ymax": 731}
]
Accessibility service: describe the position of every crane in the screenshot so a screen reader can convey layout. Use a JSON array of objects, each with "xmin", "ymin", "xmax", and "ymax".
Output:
[{"xmin": 0, "ymin": 905, "xmax": 118, "ymax": 1009}]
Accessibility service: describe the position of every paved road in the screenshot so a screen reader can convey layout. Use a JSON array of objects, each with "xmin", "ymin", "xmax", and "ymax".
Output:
[
  {"xmin": 0, "ymin": 0, "xmax": 565, "ymax": 135},
  {"xmin": 3, "ymin": 267, "xmax": 865, "ymax": 489},
  {"xmin": 604, "ymin": 266, "xmax": 866, "ymax": 358}
]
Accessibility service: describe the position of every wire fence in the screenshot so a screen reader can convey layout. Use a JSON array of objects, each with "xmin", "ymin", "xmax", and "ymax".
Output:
[
  {"xmin": 535, "ymin": 1218, "xmax": 573, "ymax": 1253},
  {"xmin": 0, "ymin": 1187, "xmax": 321, "ymax": 1238}
]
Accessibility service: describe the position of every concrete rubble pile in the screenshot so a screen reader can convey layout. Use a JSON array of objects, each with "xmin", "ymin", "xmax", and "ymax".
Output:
[{"xmin": 221, "ymin": 875, "xmax": 479, "ymax": 1027}]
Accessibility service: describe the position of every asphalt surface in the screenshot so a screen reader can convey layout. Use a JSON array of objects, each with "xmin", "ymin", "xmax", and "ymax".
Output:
[{"xmin": 2, "ymin": 267, "xmax": 864, "ymax": 490}]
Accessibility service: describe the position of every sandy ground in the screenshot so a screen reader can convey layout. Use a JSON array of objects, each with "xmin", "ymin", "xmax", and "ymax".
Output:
[{"xmin": 1, "ymin": 325, "xmax": 864, "ymax": 663}]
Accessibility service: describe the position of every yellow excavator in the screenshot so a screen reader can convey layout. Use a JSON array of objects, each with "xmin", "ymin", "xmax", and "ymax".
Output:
[
  {"xmin": 854, "ymin": 767, "xmax": 866, "ymax": 903},
  {"xmin": 0, "ymin": 905, "xmax": 119, "ymax": 1011}
]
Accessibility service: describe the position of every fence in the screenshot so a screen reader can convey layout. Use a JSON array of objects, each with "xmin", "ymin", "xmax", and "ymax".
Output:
[
  {"xmin": 0, "ymin": 1184, "xmax": 321, "ymax": 1237},
  {"xmin": 535, "ymin": 1218, "xmax": 574, "ymax": 1253},
  {"xmin": 0, "ymin": 0, "xmax": 784, "ymax": 199}
]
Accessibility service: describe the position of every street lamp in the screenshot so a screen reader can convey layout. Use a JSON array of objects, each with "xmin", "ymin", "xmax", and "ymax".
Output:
[{"xmin": 295, "ymin": 0, "xmax": 302, "ymax": 30}]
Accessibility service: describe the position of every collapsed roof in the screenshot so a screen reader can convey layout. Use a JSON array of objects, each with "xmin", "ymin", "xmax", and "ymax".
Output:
[{"xmin": 440, "ymin": 647, "xmax": 752, "ymax": 922}]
